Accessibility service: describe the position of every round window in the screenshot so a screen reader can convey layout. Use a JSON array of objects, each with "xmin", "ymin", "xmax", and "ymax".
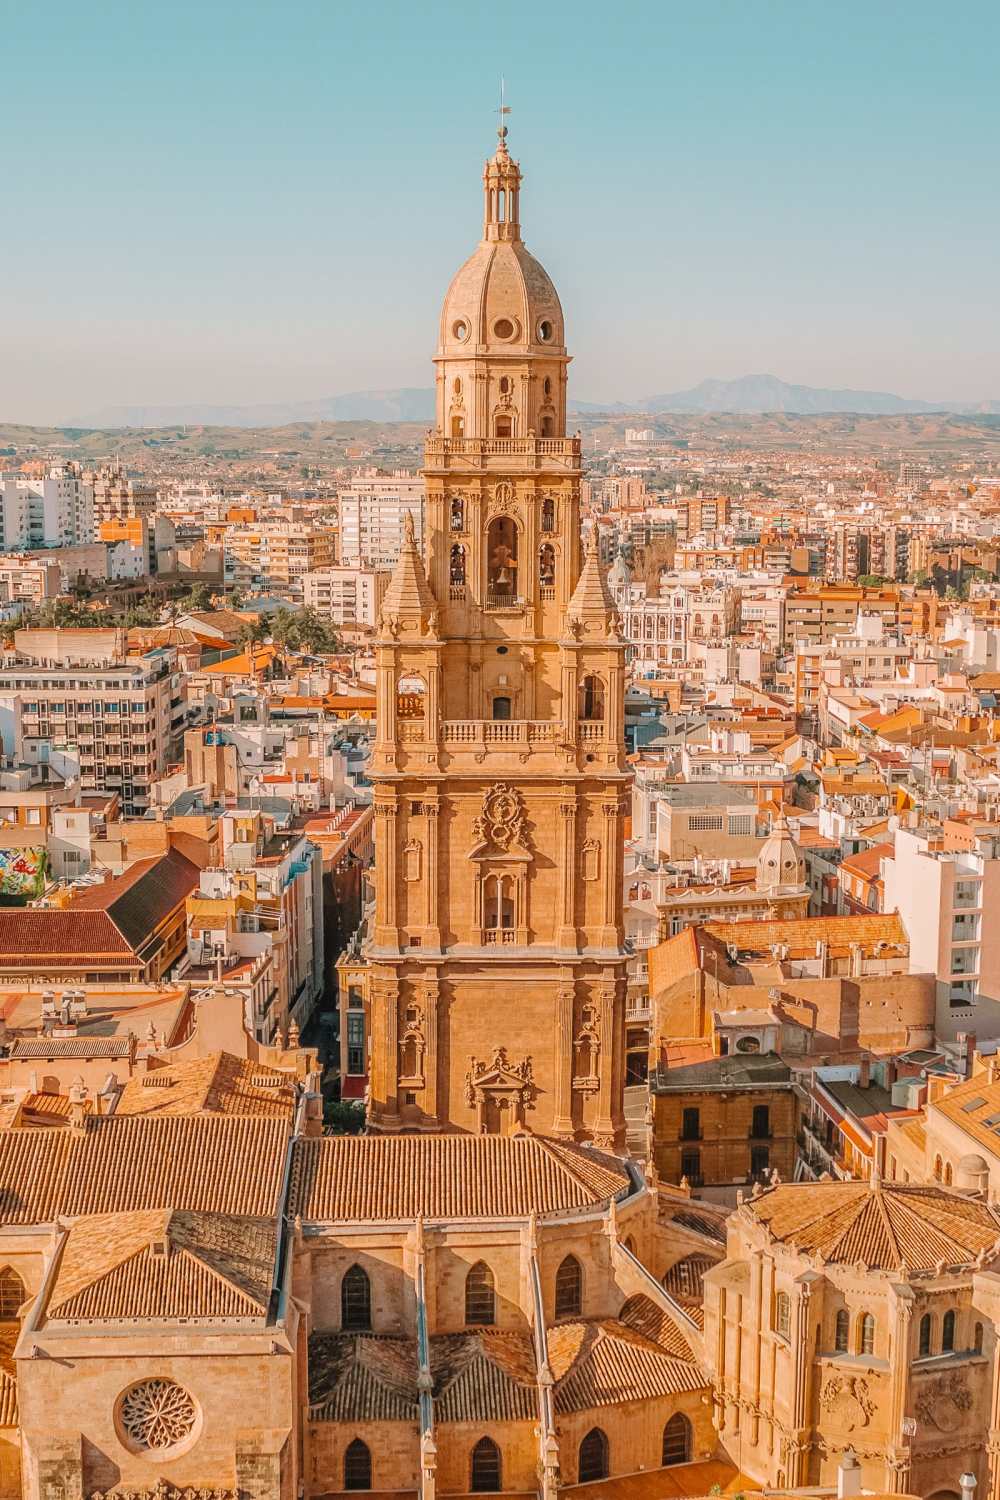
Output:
[
  {"xmin": 117, "ymin": 1378, "xmax": 200, "ymax": 1457},
  {"xmin": 537, "ymin": 318, "xmax": 553, "ymax": 342},
  {"xmin": 452, "ymin": 319, "xmax": 470, "ymax": 342},
  {"xmin": 493, "ymin": 317, "xmax": 516, "ymax": 340}
]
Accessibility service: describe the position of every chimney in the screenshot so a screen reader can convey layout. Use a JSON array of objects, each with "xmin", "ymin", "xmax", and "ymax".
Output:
[
  {"xmin": 837, "ymin": 1451, "xmax": 862, "ymax": 1499},
  {"xmin": 858, "ymin": 1056, "xmax": 871, "ymax": 1089},
  {"xmin": 68, "ymin": 1078, "xmax": 88, "ymax": 1133},
  {"xmin": 957, "ymin": 1031, "xmax": 976, "ymax": 1078}
]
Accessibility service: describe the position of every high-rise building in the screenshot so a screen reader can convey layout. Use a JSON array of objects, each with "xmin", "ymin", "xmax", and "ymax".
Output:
[
  {"xmin": 88, "ymin": 459, "xmax": 158, "ymax": 572},
  {"xmin": 0, "ymin": 463, "xmax": 94, "ymax": 550},
  {"xmin": 363, "ymin": 123, "xmax": 629, "ymax": 1147},
  {"xmin": 338, "ymin": 471, "xmax": 424, "ymax": 567}
]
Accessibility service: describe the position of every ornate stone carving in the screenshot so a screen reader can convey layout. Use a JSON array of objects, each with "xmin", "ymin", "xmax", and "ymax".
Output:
[
  {"xmin": 471, "ymin": 782, "xmax": 531, "ymax": 854},
  {"xmin": 914, "ymin": 1370, "xmax": 972, "ymax": 1428},
  {"xmin": 399, "ymin": 1002, "xmax": 426, "ymax": 1083},
  {"xmin": 573, "ymin": 1002, "xmax": 601, "ymax": 1091},
  {"xmin": 403, "ymin": 839, "xmax": 422, "ymax": 882},
  {"xmin": 465, "ymin": 1047, "xmax": 535, "ymax": 1122},
  {"xmin": 487, "ymin": 479, "xmax": 516, "ymax": 516},
  {"xmin": 582, "ymin": 838, "xmax": 601, "ymax": 881},
  {"xmin": 820, "ymin": 1373, "xmax": 875, "ymax": 1432},
  {"xmin": 118, "ymin": 1378, "xmax": 198, "ymax": 1452},
  {"xmin": 91, "ymin": 1488, "xmax": 236, "ymax": 1500}
]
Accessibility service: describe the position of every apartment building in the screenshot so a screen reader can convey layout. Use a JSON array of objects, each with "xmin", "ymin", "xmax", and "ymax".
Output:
[
  {"xmin": 0, "ymin": 463, "xmax": 95, "ymax": 549},
  {"xmin": 224, "ymin": 517, "xmax": 337, "ymax": 590},
  {"xmin": 88, "ymin": 461, "xmax": 157, "ymax": 571},
  {"xmin": 785, "ymin": 584, "xmax": 899, "ymax": 646},
  {"xmin": 337, "ymin": 471, "xmax": 424, "ymax": 567},
  {"xmin": 884, "ymin": 825, "xmax": 1000, "ymax": 1040},
  {"xmin": 0, "ymin": 629, "xmax": 183, "ymax": 816},
  {"xmin": 301, "ymin": 565, "xmax": 387, "ymax": 626},
  {"xmin": 0, "ymin": 555, "xmax": 62, "ymax": 605}
]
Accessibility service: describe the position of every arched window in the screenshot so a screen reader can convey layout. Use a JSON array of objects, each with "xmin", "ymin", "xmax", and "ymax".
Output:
[
  {"xmin": 975, "ymin": 1322, "xmax": 985, "ymax": 1354},
  {"xmin": 541, "ymin": 497, "xmax": 555, "ymax": 532},
  {"xmin": 341, "ymin": 1264, "xmax": 371, "ymax": 1331},
  {"xmin": 934, "ymin": 1154, "xmax": 943, "ymax": 1181},
  {"xmin": 662, "ymin": 1412, "xmax": 691, "ymax": 1466},
  {"xmin": 554, "ymin": 1255, "xmax": 582, "ymax": 1318},
  {"xmin": 491, "ymin": 695, "xmax": 511, "ymax": 721},
  {"xmin": 396, "ymin": 672, "xmax": 426, "ymax": 721},
  {"xmin": 450, "ymin": 543, "xmax": 466, "ymax": 585},
  {"xmin": 919, "ymin": 1312, "xmax": 932, "ymax": 1356},
  {"xmin": 774, "ymin": 1291, "xmax": 791, "ymax": 1340},
  {"xmin": 465, "ymin": 1261, "xmax": 496, "ymax": 1325},
  {"xmin": 486, "ymin": 516, "xmax": 518, "ymax": 600},
  {"xmin": 0, "ymin": 1269, "xmax": 24, "ymax": 1319},
  {"xmin": 539, "ymin": 543, "xmax": 556, "ymax": 589},
  {"xmin": 578, "ymin": 1428, "xmax": 609, "ymax": 1483},
  {"xmin": 945, "ymin": 1161, "xmax": 954, "ymax": 1186},
  {"xmin": 578, "ymin": 674, "xmax": 605, "ymax": 722},
  {"xmin": 942, "ymin": 1309, "xmax": 956, "ymax": 1352},
  {"xmin": 484, "ymin": 875, "xmax": 515, "ymax": 937},
  {"xmin": 835, "ymin": 1308, "xmax": 850, "ymax": 1352},
  {"xmin": 344, "ymin": 1439, "xmax": 372, "ymax": 1490},
  {"xmin": 450, "ymin": 496, "xmax": 464, "ymax": 531},
  {"xmin": 471, "ymin": 1436, "xmax": 501, "ymax": 1493},
  {"xmin": 859, "ymin": 1312, "xmax": 875, "ymax": 1356}
]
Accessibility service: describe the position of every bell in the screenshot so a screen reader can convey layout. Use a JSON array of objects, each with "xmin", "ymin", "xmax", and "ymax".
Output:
[{"xmin": 495, "ymin": 565, "xmax": 511, "ymax": 587}]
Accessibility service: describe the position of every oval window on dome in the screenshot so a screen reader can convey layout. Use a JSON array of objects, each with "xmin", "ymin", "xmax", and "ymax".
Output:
[
  {"xmin": 452, "ymin": 319, "xmax": 470, "ymax": 342},
  {"xmin": 493, "ymin": 317, "xmax": 516, "ymax": 341},
  {"xmin": 537, "ymin": 318, "xmax": 554, "ymax": 342}
]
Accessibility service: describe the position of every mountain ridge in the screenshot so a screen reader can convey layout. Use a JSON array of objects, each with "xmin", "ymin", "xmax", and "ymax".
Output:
[{"xmin": 64, "ymin": 374, "xmax": 1000, "ymax": 429}]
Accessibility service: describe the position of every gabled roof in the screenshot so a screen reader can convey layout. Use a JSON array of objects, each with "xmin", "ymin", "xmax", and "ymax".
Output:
[
  {"xmin": 432, "ymin": 1331, "xmax": 538, "ymax": 1421},
  {"xmin": 45, "ymin": 1209, "xmax": 276, "ymax": 1324},
  {"xmin": 115, "ymin": 1051, "xmax": 296, "ymax": 1120},
  {"xmin": 549, "ymin": 1311, "xmax": 704, "ymax": 1413},
  {"xmin": 289, "ymin": 1134, "xmax": 629, "ymax": 1222},
  {"xmin": 744, "ymin": 1178, "xmax": 1000, "ymax": 1274},
  {"xmin": 0, "ymin": 850, "xmax": 199, "ymax": 965},
  {"xmin": 308, "ymin": 1333, "xmax": 419, "ymax": 1421},
  {"xmin": 0, "ymin": 1114, "xmax": 289, "ymax": 1223}
]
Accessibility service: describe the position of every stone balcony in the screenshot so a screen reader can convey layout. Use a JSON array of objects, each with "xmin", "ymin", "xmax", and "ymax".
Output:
[{"xmin": 424, "ymin": 434, "xmax": 582, "ymax": 474}]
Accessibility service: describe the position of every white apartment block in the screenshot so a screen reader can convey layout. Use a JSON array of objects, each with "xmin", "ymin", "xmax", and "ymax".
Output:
[
  {"xmin": 884, "ymin": 827, "xmax": 1000, "ymax": 1042},
  {"xmin": 338, "ymin": 473, "xmax": 424, "ymax": 568},
  {"xmin": 0, "ymin": 465, "xmax": 95, "ymax": 550},
  {"xmin": 0, "ymin": 629, "xmax": 183, "ymax": 816},
  {"xmin": 301, "ymin": 566, "xmax": 386, "ymax": 626}
]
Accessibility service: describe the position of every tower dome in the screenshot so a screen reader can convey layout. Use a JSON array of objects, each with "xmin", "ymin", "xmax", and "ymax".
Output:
[
  {"xmin": 755, "ymin": 814, "xmax": 806, "ymax": 895},
  {"xmin": 434, "ymin": 127, "xmax": 569, "ymax": 442}
]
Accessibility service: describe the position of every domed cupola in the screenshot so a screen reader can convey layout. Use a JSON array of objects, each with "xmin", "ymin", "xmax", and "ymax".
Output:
[
  {"xmin": 755, "ymin": 814, "xmax": 806, "ymax": 896},
  {"xmin": 434, "ymin": 126, "xmax": 570, "ymax": 442}
]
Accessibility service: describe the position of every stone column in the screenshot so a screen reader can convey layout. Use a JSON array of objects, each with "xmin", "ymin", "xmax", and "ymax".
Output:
[
  {"xmin": 424, "ymin": 800, "xmax": 441, "ymax": 949},
  {"xmin": 552, "ymin": 983, "xmax": 575, "ymax": 1135},
  {"xmin": 370, "ymin": 976, "xmax": 400, "ymax": 1127},
  {"xmin": 886, "ymin": 1284, "xmax": 915, "ymax": 1495},
  {"xmin": 373, "ymin": 800, "xmax": 400, "ymax": 948},
  {"xmin": 788, "ymin": 1279, "xmax": 814, "ymax": 1486},
  {"xmin": 599, "ymin": 799, "xmax": 621, "ymax": 948},
  {"xmin": 593, "ymin": 980, "xmax": 617, "ymax": 1147},
  {"xmin": 421, "ymin": 980, "xmax": 440, "ymax": 1129},
  {"xmin": 556, "ymin": 798, "xmax": 578, "ymax": 950}
]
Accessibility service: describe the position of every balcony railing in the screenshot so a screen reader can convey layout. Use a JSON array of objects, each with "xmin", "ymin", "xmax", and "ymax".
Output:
[
  {"xmin": 426, "ymin": 436, "xmax": 580, "ymax": 458},
  {"xmin": 442, "ymin": 720, "xmax": 557, "ymax": 747},
  {"xmin": 484, "ymin": 591, "xmax": 525, "ymax": 611}
]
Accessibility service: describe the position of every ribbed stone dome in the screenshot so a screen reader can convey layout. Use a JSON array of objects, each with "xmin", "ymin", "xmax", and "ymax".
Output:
[{"xmin": 438, "ymin": 238, "xmax": 565, "ymax": 357}]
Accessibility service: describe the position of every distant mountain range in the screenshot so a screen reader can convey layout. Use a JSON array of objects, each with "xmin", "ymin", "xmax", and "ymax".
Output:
[{"xmin": 65, "ymin": 374, "xmax": 1000, "ymax": 429}]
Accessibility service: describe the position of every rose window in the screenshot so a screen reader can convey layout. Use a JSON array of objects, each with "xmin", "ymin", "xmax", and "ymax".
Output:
[{"xmin": 118, "ymin": 1378, "xmax": 198, "ymax": 1453}]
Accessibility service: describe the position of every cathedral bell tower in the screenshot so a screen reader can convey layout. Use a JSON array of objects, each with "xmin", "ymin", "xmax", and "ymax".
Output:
[{"xmin": 366, "ymin": 126, "xmax": 628, "ymax": 1149}]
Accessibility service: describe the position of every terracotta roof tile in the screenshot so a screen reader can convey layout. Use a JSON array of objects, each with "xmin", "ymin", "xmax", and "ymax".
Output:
[
  {"xmin": 46, "ymin": 1209, "xmax": 275, "ymax": 1323},
  {"xmin": 550, "ymin": 1318, "xmax": 705, "ymax": 1412},
  {"xmin": 308, "ymin": 1334, "xmax": 419, "ymax": 1421},
  {"xmin": 289, "ymin": 1134, "xmax": 629, "ymax": 1222},
  {"xmin": 745, "ymin": 1178, "xmax": 1000, "ymax": 1273},
  {"xmin": 432, "ymin": 1332, "xmax": 537, "ymax": 1422},
  {"xmin": 0, "ymin": 1114, "xmax": 289, "ymax": 1223},
  {"xmin": 115, "ymin": 1051, "xmax": 296, "ymax": 1120}
]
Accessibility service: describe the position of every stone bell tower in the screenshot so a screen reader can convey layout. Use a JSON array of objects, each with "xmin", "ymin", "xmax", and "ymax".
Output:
[{"xmin": 365, "ymin": 124, "xmax": 628, "ymax": 1148}]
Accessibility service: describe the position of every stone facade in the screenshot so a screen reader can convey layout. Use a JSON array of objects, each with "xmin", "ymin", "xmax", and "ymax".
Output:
[{"xmin": 363, "ymin": 125, "xmax": 629, "ymax": 1149}]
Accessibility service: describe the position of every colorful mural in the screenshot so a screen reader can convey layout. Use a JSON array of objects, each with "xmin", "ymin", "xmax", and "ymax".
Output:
[{"xmin": 0, "ymin": 847, "xmax": 46, "ymax": 897}]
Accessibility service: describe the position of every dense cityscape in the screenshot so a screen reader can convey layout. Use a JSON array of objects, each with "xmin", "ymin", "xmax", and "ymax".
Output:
[{"xmin": 2, "ymin": 58, "xmax": 1000, "ymax": 1500}]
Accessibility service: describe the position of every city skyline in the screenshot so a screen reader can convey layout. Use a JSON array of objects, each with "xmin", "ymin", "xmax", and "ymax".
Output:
[{"xmin": 5, "ymin": 0, "xmax": 999, "ymax": 425}]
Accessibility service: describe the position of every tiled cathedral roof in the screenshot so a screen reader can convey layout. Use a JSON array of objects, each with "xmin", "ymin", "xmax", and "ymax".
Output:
[{"xmin": 743, "ymin": 1178, "xmax": 1000, "ymax": 1272}]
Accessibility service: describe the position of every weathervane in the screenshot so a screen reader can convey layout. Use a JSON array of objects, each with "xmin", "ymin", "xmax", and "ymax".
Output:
[{"xmin": 497, "ymin": 75, "xmax": 511, "ymax": 145}]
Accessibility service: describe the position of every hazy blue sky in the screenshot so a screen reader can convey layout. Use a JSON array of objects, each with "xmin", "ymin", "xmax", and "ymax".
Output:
[{"xmin": 4, "ymin": 0, "xmax": 999, "ymax": 422}]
